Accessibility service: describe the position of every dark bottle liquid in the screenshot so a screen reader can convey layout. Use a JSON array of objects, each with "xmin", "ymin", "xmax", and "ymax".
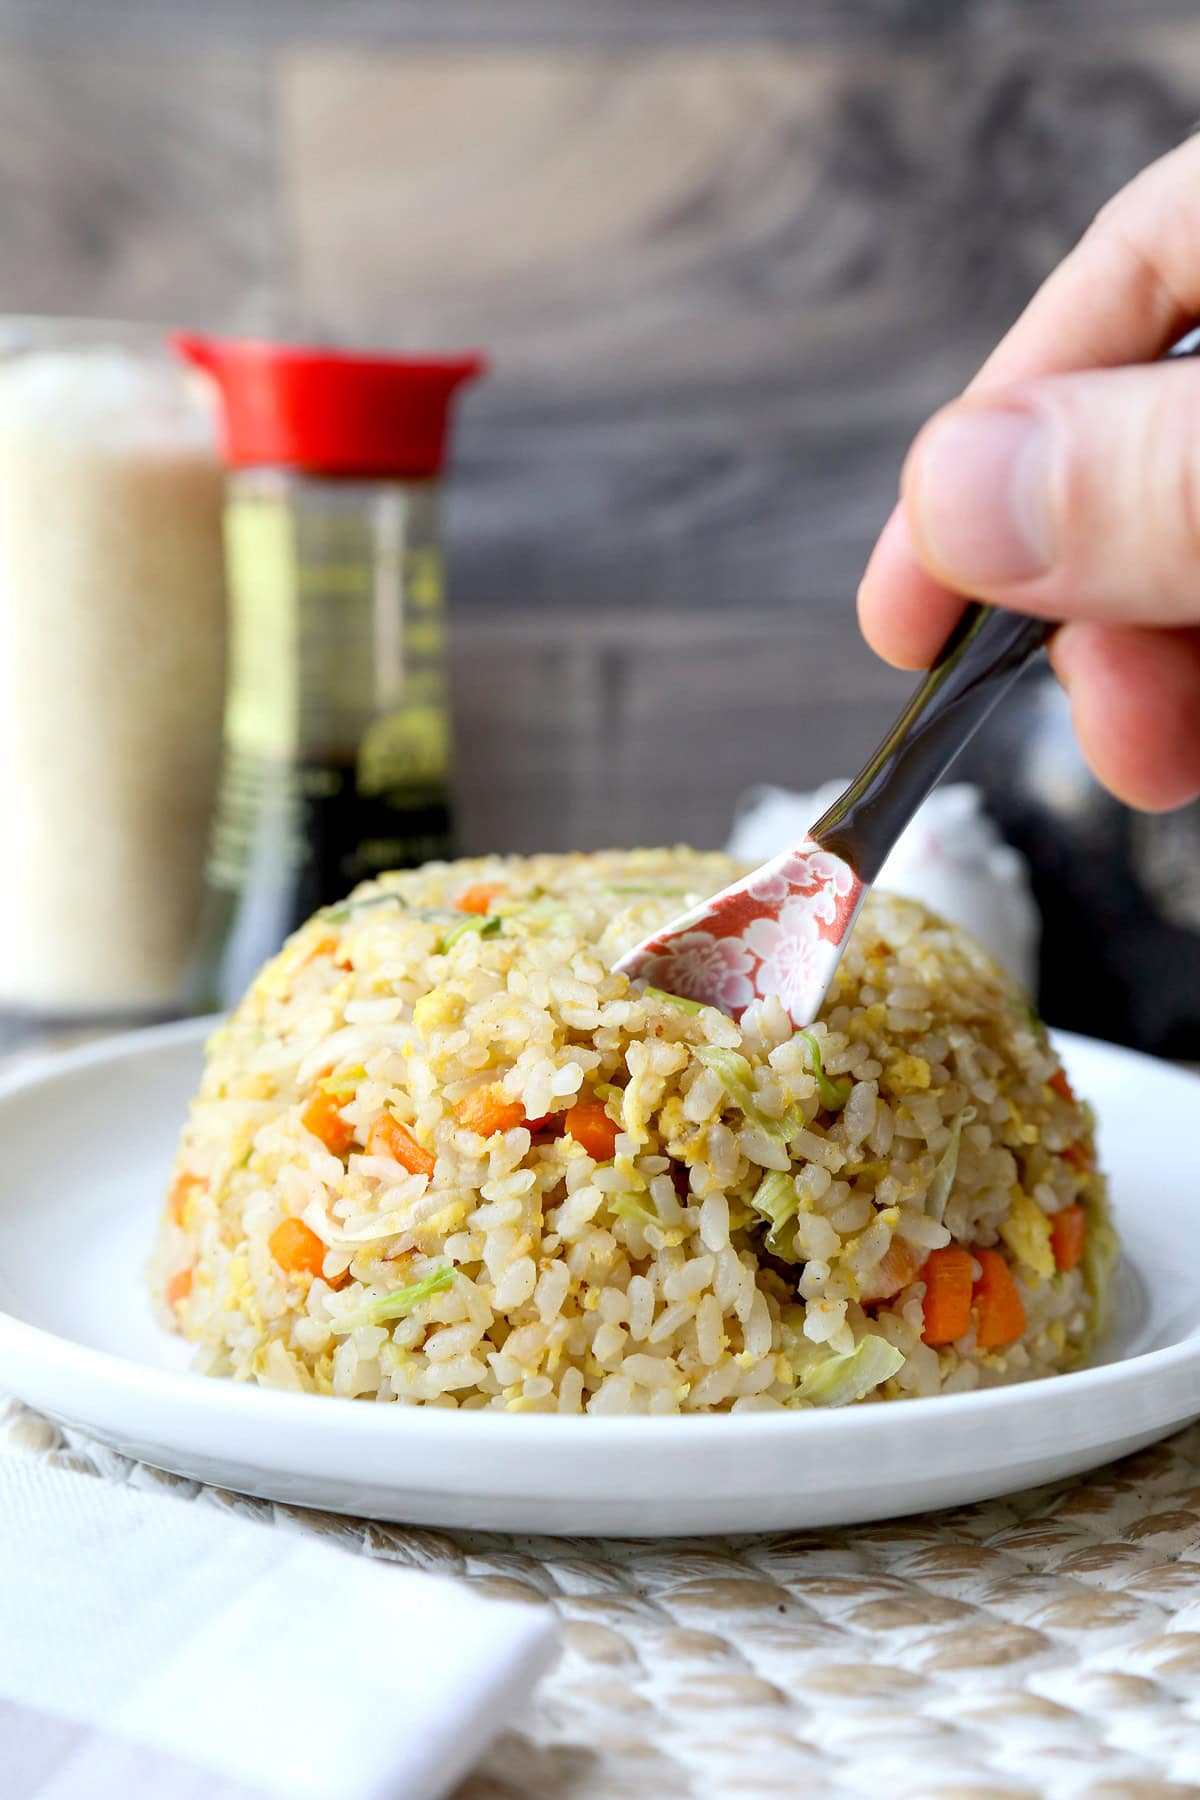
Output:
[
  {"xmin": 192, "ymin": 756, "xmax": 455, "ymax": 1011},
  {"xmin": 188, "ymin": 470, "xmax": 458, "ymax": 1012}
]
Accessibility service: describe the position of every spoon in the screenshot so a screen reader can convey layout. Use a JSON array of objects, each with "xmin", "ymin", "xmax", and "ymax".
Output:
[
  {"xmin": 616, "ymin": 332, "xmax": 1200, "ymax": 1026},
  {"xmin": 615, "ymin": 603, "xmax": 1049, "ymax": 1025}
]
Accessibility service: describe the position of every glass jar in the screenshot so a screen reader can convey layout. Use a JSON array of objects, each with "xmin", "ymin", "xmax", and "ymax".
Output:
[
  {"xmin": 0, "ymin": 318, "xmax": 227, "ymax": 1037},
  {"xmin": 176, "ymin": 336, "xmax": 485, "ymax": 1011}
]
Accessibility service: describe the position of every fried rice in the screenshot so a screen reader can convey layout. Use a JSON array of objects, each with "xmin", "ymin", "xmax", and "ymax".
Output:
[{"xmin": 149, "ymin": 849, "xmax": 1116, "ymax": 1412}]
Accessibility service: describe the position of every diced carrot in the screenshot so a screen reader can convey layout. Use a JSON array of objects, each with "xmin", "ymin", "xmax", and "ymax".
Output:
[
  {"xmin": 1060, "ymin": 1142, "xmax": 1092, "ymax": 1172},
  {"xmin": 920, "ymin": 1247, "xmax": 975, "ymax": 1345},
  {"xmin": 563, "ymin": 1098, "xmax": 619, "ymax": 1162},
  {"xmin": 1050, "ymin": 1203, "xmax": 1086, "ymax": 1272},
  {"xmin": 860, "ymin": 1237, "xmax": 924, "ymax": 1303},
  {"xmin": 366, "ymin": 1111, "xmax": 436, "ymax": 1177},
  {"xmin": 301, "ymin": 1086, "xmax": 356, "ymax": 1157},
  {"xmin": 1049, "ymin": 1068, "xmax": 1075, "ymax": 1103},
  {"xmin": 304, "ymin": 933, "xmax": 339, "ymax": 963},
  {"xmin": 454, "ymin": 1085, "xmax": 526, "ymax": 1136},
  {"xmin": 268, "ymin": 1217, "xmax": 328, "ymax": 1280},
  {"xmin": 455, "ymin": 882, "xmax": 505, "ymax": 916},
  {"xmin": 166, "ymin": 1268, "xmax": 193, "ymax": 1308},
  {"xmin": 972, "ymin": 1247, "xmax": 1027, "ymax": 1349},
  {"xmin": 168, "ymin": 1172, "xmax": 206, "ymax": 1227}
]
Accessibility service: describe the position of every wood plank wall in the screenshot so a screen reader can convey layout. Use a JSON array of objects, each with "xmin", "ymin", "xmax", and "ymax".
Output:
[{"xmin": 1, "ymin": 1, "xmax": 1197, "ymax": 853}]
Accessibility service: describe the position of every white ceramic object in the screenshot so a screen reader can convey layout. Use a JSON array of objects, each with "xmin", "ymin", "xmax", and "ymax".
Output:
[{"xmin": 0, "ymin": 1019, "xmax": 1196, "ymax": 1537}]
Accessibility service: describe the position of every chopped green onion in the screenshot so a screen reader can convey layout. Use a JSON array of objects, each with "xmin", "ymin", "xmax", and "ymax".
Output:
[
  {"xmin": 694, "ymin": 1045, "xmax": 794, "ymax": 1141},
  {"xmin": 335, "ymin": 1266, "xmax": 454, "ymax": 1332},
  {"xmin": 926, "ymin": 1105, "xmax": 976, "ymax": 1223},
  {"xmin": 792, "ymin": 1334, "xmax": 905, "ymax": 1406},
  {"xmin": 644, "ymin": 986, "xmax": 705, "ymax": 1015},
  {"xmin": 440, "ymin": 914, "xmax": 503, "ymax": 953},
  {"xmin": 795, "ymin": 1030, "xmax": 852, "ymax": 1111},
  {"xmin": 609, "ymin": 1194, "xmax": 659, "ymax": 1228}
]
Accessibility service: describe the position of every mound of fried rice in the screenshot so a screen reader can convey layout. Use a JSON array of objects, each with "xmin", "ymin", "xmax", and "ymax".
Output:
[{"xmin": 150, "ymin": 850, "xmax": 1115, "ymax": 1412}]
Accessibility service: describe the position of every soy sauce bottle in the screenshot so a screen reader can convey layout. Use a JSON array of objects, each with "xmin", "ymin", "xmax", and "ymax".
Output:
[{"xmin": 177, "ymin": 336, "xmax": 485, "ymax": 1010}]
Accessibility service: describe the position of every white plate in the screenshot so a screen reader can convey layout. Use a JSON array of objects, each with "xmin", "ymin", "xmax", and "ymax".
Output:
[{"xmin": 0, "ymin": 1018, "xmax": 1197, "ymax": 1536}]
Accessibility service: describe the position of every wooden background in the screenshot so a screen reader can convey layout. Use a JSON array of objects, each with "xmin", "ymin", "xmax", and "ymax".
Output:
[{"xmin": 1, "ymin": 0, "xmax": 1198, "ymax": 854}]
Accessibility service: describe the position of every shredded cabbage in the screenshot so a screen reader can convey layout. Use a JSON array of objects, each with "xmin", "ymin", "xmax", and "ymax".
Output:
[
  {"xmin": 794, "ymin": 1334, "xmax": 906, "ymax": 1406},
  {"xmin": 334, "ymin": 1266, "xmax": 454, "ymax": 1332},
  {"xmin": 644, "ymin": 986, "xmax": 705, "ymax": 1015},
  {"xmin": 318, "ymin": 1064, "xmax": 366, "ymax": 1102},
  {"xmin": 693, "ymin": 1046, "xmax": 794, "ymax": 1141},
  {"xmin": 795, "ymin": 1030, "xmax": 851, "ymax": 1111},
  {"xmin": 609, "ymin": 1194, "xmax": 658, "ymax": 1227},
  {"xmin": 604, "ymin": 884, "xmax": 693, "ymax": 896},
  {"xmin": 440, "ymin": 914, "xmax": 502, "ymax": 952},
  {"xmin": 750, "ymin": 1170, "xmax": 799, "ymax": 1259},
  {"xmin": 926, "ymin": 1105, "xmax": 977, "ymax": 1223},
  {"xmin": 321, "ymin": 892, "xmax": 408, "ymax": 923},
  {"xmin": 322, "ymin": 893, "xmax": 477, "ymax": 931},
  {"xmin": 1007, "ymin": 991, "xmax": 1047, "ymax": 1044},
  {"xmin": 1078, "ymin": 1199, "xmax": 1119, "ymax": 1357},
  {"xmin": 751, "ymin": 1169, "xmax": 796, "ymax": 1229}
]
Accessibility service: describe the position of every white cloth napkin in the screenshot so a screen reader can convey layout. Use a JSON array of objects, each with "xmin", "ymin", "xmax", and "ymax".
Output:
[
  {"xmin": 728, "ymin": 780, "xmax": 1040, "ymax": 990},
  {"xmin": 0, "ymin": 1453, "xmax": 558, "ymax": 1800}
]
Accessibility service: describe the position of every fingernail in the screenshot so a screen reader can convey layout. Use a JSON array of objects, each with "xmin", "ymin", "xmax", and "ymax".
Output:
[{"xmin": 909, "ymin": 409, "xmax": 1054, "ymax": 586}]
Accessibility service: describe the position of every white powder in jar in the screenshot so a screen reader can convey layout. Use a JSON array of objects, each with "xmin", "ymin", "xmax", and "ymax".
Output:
[{"xmin": 0, "ymin": 350, "xmax": 227, "ymax": 1013}]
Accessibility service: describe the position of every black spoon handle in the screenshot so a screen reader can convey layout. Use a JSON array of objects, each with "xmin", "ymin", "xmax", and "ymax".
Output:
[
  {"xmin": 810, "ymin": 329, "xmax": 1200, "ymax": 884},
  {"xmin": 809, "ymin": 604, "xmax": 1050, "ymax": 882}
]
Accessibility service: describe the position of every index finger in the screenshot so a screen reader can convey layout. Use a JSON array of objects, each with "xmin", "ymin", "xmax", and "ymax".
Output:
[{"xmin": 971, "ymin": 133, "xmax": 1200, "ymax": 392}]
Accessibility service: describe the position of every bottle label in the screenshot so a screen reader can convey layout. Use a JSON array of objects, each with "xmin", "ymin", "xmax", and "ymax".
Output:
[
  {"xmin": 357, "ymin": 705, "xmax": 451, "ymax": 798},
  {"xmin": 223, "ymin": 502, "xmax": 299, "ymax": 760}
]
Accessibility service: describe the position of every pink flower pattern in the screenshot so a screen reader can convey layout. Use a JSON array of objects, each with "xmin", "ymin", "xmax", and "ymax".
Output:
[
  {"xmin": 616, "ymin": 838, "xmax": 865, "ymax": 1027},
  {"xmin": 746, "ymin": 865, "xmax": 791, "ymax": 904},
  {"xmin": 801, "ymin": 850, "xmax": 857, "ymax": 896},
  {"xmin": 744, "ymin": 900, "xmax": 826, "ymax": 1017},
  {"xmin": 641, "ymin": 931, "xmax": 756, "ymax": 1013}
]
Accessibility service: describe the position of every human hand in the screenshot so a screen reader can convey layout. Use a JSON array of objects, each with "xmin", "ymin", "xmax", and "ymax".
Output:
[{"xmin": 857, "ymin": 136, "xmax": 1200, "ymax": 813}]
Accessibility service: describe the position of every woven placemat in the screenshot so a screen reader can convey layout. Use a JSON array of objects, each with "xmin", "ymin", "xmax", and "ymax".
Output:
[{"xmin": 5, "ymin": 1400, "xmax": 1200, "ymax": 1797}]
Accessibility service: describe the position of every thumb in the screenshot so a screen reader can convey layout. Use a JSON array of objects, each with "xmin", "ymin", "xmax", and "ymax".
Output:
[{"xmin": 900, "ymin": 360, "xmax": 1200, "ymax": 628}]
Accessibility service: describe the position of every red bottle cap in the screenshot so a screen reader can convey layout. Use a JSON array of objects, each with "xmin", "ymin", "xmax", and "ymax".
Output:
[{"xmin": 174, "ymin": 334, "xmax": 487, "ymax": 478}]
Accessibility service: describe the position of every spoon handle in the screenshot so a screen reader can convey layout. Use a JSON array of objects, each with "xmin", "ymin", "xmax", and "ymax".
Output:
[{"xmin": 808, "ymin": 604, "xmax": 1050, "ymax": 882}]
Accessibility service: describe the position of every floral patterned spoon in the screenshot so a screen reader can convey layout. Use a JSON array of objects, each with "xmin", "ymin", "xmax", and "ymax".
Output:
[{"xmin": 615, "ymin": 602, "xmax": 1051, "ymax": 1025}]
